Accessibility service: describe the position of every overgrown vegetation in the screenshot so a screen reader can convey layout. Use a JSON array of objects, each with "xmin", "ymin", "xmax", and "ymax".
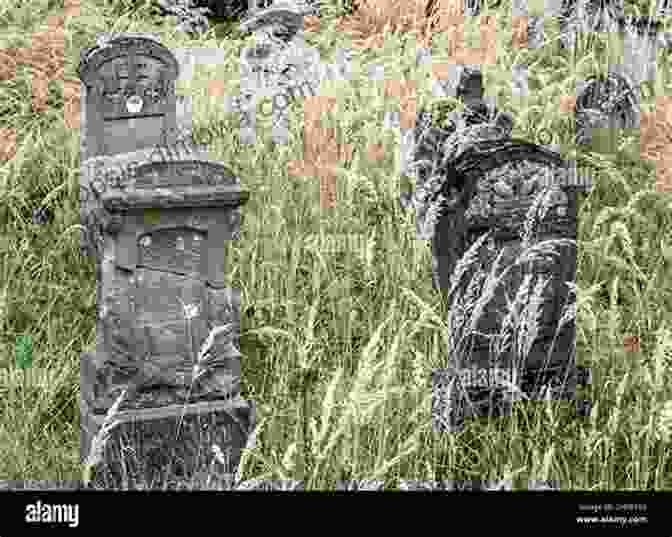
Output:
[{"xmin": 0, "ymin": 0, "xmax": 671, "ymax": 489}]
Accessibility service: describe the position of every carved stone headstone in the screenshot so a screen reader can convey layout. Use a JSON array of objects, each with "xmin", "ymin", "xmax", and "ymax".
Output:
[
  {"xmin": 429, "ymin": 141, "xmax": 592, "ymax": 432},
  {"xmin": 574, "ymin": 70, "xmax": 640, "ymax": 155},
  {"xmin": 428, "ymin": 138, "xmax": 593, "ymax": 432},
  {"xmin": 402, "ymin": 63, "xmax": 512, "ymax": 211},
  {"xmin": 77, "ymin": 33, "xmax": 180, "ymax": 161},
  {"xmin": 78, "ymin": 33, "xmax": 254, "ymax": 489},
  {"xmin": 234, "ymin": 0, "xmax": 319, "ymax": 144},
  {"xmin": 405, "ymin": 72, "xmax": 593, "ymax": 431},
  {"xmin": 233, "ymin": 0, "xmax": 350, "ymax": 145}
]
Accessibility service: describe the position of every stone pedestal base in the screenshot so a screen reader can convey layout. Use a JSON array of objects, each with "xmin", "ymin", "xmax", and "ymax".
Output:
[{"xmin": 81, "ymin": 398, "xmax": 255, "ymax": 490}]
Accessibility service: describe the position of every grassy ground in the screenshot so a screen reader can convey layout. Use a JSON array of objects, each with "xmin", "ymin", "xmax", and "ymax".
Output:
[{"xmin": 0, "ymin": 0, "xmax": 671, "ymax": 489}]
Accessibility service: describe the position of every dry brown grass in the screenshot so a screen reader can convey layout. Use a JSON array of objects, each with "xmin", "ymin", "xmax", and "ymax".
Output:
[
  {"xmin": 623, "ymin": 334, "xmax": 641, "ymax": 353},
  {"xmin": 330, "ymin": 0, "xmax": 499, "ymax": 62},
  {"xmin": 333, "ymin": 0, "xmax": 433, "ymax": 49},
  {"xmin": 559, "ymin": 94, "xmax": 577, "ymax": 115},
  {"xmin": 384, "ymin": 78, "xmax": 418, "ymax": 130},
  {"xmin": 300, "ymin": 0, "xmax": 494, "ymax": 204},
  {"xmin": 0, "ymin": 1, "xmax": 82, "ymax": 163},
  {"xmin": 296, "ymin": 0, "xmax": 512, "ymax": 196},
  {"xmin": 639, "ymin": 96, "xmax": 672, "ymax": 192},
  {"xmin": 511, "ymin": 15, "xmax": 528, "ymax": 49},
  {"xmin": 0, "ymin": 127, "xmax": 17, "ymax": 162},
  {"xmin": 286, "ymin": 94, "xmax": 355, "ymax": 208}
]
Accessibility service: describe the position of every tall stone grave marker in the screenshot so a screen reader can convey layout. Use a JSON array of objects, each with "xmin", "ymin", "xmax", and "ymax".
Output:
[
  {"xmin": 401, "ymin": 66, "xmax": 593, "ymax": 432},
  {"xmin": 78, "ymin": 33, "xmax": 254, "ymax": 489},
  {"xmin": 429, "ymin": 137, "xmax": 593, "ymax": 432}
]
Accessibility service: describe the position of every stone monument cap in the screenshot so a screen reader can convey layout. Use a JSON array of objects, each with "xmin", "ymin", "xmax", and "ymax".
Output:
[
  {"xmin": 77, "ymin": 33, "xmax": 178, "ymax": 84},
  {"xmin": 239, "ymin": 0, "xmax": 313, "ymax": 35}
]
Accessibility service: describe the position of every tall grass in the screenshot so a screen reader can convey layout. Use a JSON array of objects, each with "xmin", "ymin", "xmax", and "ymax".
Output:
[{"xmin": 0, "ymin": 0, "xmax": 670, "ymax": 489}]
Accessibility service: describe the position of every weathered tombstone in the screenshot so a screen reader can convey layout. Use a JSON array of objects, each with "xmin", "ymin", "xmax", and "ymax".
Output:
[
  {"xmin": 78, "ymin": 33, "xmax": 254, "ymax": 489},
  {"xmin": 233, "ymin": 0, "xmax": 351, "ymax": 145},
  {"xmin": 428, "ymin": 134, "xmax": 593, "ymax": 432},
  {"xmin": 406, "ymin": 65, "xmax": 593, "ymax": 432},
  {"xmin": 234, "ymin": 0, "xmax": 320, "ymax": 144},
  {"xmin": 77, "ymin": 33, "xmax": 181, "ymax": 161},
  {"xmin": 573, "ymin": 70, "xmax": 640, "ymax": 156},
  {"xmin": 402, "ymin": 63, "xmax": 512, "ymax": 212}
]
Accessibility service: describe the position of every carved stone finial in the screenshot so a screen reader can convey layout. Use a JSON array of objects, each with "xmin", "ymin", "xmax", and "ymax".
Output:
[{"xmin": 239, "ymin": 0, "xmax": 314, "ymax": 37}]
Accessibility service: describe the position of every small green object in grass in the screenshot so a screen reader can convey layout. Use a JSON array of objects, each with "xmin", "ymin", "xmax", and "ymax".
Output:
[{"xmin": 15, "ymin": 335, "xmax": 33, "ymax": 370}]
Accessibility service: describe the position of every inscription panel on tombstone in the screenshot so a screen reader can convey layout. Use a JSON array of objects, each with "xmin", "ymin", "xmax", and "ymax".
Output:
[
  {"xmin": 132, "ymin": 268, "xmax": 209, "ymax": 385},
  {"xmin": 235, "ymin": 0, "xmax": 329, "ymax": 144},
  {"xmin": 137, "ymin": 227, "xmax": 206, "ymax": 275},
  {"xmin": 101, "ymin": 214, "xmax": 238, "ymax": 401},
  {"xmin": 96, "ymin": 55, "xmax": 173, "ymax": 118},
  {"xmin": 102, "ymin": 116, "xmax": 167, "ymax": 157}
]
